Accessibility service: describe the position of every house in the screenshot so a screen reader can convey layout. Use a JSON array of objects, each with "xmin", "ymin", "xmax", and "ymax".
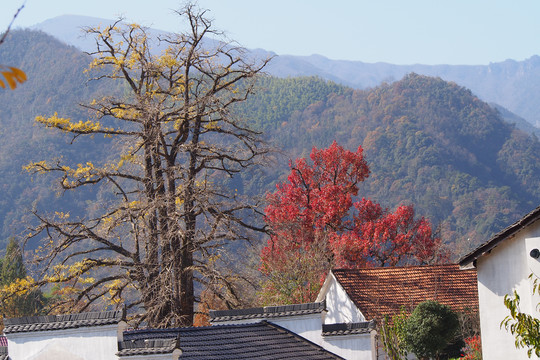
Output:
[
  {"xmin": 1, "ymin": 265, "xmax": 479, "ymax": 359},
  {"xmin": 459, "ymin": 204, "xmax": 540, "ymax": 360},
  {"xmin": 3, "ymin": 310, "xmax": 126, "ymax": 359},
  {"xmin": 209, "ymin": 301, "xmax": 376, "ymax": 360},
  {"xmin": 317, "ymin": 264, "xmax": 479, "ymax": 326},
  {"xmin": 2, "ymin": 307, "xmax": 345, "ymax": 359},
  {"xmin": 119, "ymin": 320, "xmax": 345, "ymax": 359},
  {"xmin": 210, "ymin": 264, "xmax": 478, "ymax": 360}
]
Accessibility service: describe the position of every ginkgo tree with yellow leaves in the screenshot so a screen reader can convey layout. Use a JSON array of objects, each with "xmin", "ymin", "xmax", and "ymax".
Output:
[{"xmin": 22, "ymin": 3, "xmax": 270, "ymax": 327}]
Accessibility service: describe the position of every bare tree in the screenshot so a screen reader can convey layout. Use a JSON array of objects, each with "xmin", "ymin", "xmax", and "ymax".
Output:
[{"xmin": 24, "ymin": 3, "xmax": 270, "ymax": 327}]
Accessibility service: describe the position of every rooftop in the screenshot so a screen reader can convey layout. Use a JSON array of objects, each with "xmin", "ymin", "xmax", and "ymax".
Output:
[
  {"xmin": 322, "ymin": 321, "xmax": 375, "ymax": 336},
  {"xmin": 120, "ymin": 321, "xmax": 344, "ymax": 359},
  {"xmin": 3, "ymin": 310, "xmax": 124, "ymax": 334},
  {"xmin": 331, "ymin": 264, "xmax": 478, "ymax": 320},
  {"xmin": 210, "ymin": 301, "xmax": 326, "ymax": 323},
  {"xmin": 459, "ymin": 204, "xmax": 540, "ymax": 268}
]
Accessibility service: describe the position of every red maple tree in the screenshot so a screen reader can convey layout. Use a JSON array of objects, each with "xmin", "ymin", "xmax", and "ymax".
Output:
[{"xmin": 260, "ymin": 141, "xmax": 447, "ymax": 304}]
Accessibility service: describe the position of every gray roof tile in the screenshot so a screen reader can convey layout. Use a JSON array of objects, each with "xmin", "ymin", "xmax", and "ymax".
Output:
[
  {"xmin": 3, "ymin": 310, "xmax": 124, "ymax": 334},
  {"xmin": 119, "ymin": 321, "xmax": 344, "ymax": 359},
  {"xmin": 322, "ymin": 321, "xmax": 375, "ymax": 336},
  {"xmin": 210, "ymin": 301, "xmax": 326, "ymax": 322}
]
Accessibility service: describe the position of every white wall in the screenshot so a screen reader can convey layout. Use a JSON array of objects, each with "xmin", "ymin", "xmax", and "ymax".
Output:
[
  {"xmin": 7, "ymin": 324, "xmax": 120, "ymax": 360},
  {"xmin": 476, "ymin": 221, "xmax": 540, "ymax": 360},
  {"xmin": 317, "ymin": 272, "xmax": 365, "ymax": 324},
  {"xmin": 269, "ymin": 315, "xmax": 325, "ymax": 345},
  {"xmin": 323, "ymin": 333, "xmax": 374, "ymax": 360}
]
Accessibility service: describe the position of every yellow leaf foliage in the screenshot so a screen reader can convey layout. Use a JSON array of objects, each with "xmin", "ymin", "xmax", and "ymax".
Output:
[
  {"xmin": 0, "ymin": 276, "xmax": 35, "ymax": 297},
  {"xmin": 35, "ymin": 113, "xmax": 115, "ymax": 134},
  {"xmin": 0, "ymin": 65, "xmax": 27, "ymax": 90}
]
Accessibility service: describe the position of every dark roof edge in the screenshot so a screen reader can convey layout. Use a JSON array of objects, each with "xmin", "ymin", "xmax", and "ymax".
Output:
[
  {"xmin": 322, "ymin": 320, "xmax": 376, "ymax": 336},
  {"xmin": 458, "ymin": 205, "xmax": 540, "ymax": 268},
  {"xmin": 209, "ymin": 300, "xmax": 326, "ymax": 320},
  {"xmin": 4, "ymin": 309, "xmax": 125, "ymax": 326},
  {"xmin": 263, "ymin": 321, "xmax": 345, "ymax": 360},
  {"xmin": 117, "ymin": 337, "xmax": 178, "ymax": 353}
]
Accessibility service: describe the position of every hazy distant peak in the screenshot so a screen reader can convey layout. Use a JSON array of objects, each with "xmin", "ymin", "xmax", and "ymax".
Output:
[
  {"xmin": 31, "ymin": 14, "xmax": 114, "ymax": 28},
  {"xmin": 30, "ymin": 15, "xmax": 173, "ymax": 53}
]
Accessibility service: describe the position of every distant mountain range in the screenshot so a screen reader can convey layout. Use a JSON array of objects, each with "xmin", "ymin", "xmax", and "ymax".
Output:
[{"xmin": 31, "ymin": 15, "xmax": 540, "ymax": 130}]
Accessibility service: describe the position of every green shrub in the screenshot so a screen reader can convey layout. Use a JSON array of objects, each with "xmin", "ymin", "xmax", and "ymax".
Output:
[{"xmin": 404, "ymin": 300, "xmax": 459, "ymax": 360}]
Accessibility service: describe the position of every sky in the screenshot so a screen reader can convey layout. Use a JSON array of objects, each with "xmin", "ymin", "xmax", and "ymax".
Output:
[{"xmin": 2, "ymin": 0, "xmax": 540, "ymax": 65}]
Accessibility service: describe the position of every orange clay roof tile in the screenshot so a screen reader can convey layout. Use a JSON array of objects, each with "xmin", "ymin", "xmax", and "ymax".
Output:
[{"xmin": 332, "ymin": 264, "xmax": 478, "ymax": 320}]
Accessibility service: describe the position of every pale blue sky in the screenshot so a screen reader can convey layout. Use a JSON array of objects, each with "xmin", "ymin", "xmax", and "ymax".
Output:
[{"xmin": 2, "ymin": 0, "xmax": 540, "ymax": 65}]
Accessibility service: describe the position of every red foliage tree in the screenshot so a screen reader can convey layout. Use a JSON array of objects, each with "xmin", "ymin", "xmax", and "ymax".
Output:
[{"xmin": 260, "ymin": 141, "xmax": 447, "ymax": 304}]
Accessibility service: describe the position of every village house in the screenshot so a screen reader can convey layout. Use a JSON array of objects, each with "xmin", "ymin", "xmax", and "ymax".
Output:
[
  {"xmin": 209, "ymin": 264, "xmax": 478, "ymax": 359},
  {"xmin": 459, "ymin": 204, "xmax": 540, "ymax": 360},
  {"xmin": 0, "ymin": 265, "xmax": 479, "ymax": 359},
  {"xmin": 1, "ymin": 307, "xmax": 344, "ymax": 359}
]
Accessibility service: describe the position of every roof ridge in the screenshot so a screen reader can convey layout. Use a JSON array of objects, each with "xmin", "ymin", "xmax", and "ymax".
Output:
[
  {"xmin": 322, "ymin": 321, "xmax": 376, "ymax": 336},
  {"xmin": 118, "ymin": 337, "xmax": 177, "ymax": 350},
  {"xmin": 332, "ymin": 263, "xmax": 460, "ymax": 272},
  {"xmin": 123, "ymin": 321, "xmax": 268, "ymax": 339},
  {"xmin": 4, "ymin": 309, "xmax": 124, "ymax": 326},
  {"xmin": 210, "ymin": 300, "xmax": 326, "ymax": 322},
  {"xmin": 3, "ymin": 310, "xmax": 125, "ymax": 334}
]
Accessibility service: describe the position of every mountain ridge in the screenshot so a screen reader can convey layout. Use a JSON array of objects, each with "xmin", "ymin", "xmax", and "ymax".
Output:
[{"xmin": 29, "ymin": 15, "xmax": 540, "ymax": 128}]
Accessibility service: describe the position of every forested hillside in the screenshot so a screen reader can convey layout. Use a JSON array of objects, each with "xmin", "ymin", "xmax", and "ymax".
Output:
[
  {"xmin": 0, "ymin": 30, "xmax": 119, "ymax": 244},
  {"xmin": 238, "ymin": 74, "xmax": 540, "ymax": 253},
  {"xmin": 1, "ymin": 29, "xmax": 539, "ymax": 256}
]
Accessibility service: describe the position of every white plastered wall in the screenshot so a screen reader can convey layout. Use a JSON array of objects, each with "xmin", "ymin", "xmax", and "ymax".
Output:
[
  {"xmin": 476, "ymin": 220, "xmax": 540, "ymax": 360},
  {"xmin": 317, "ymin": 272, "xmax": 365, "ymax": 324},
  {"xmin": 6, "ymin": 323, "xmax": 122, "ymax": 360},
  {"xmin": 322, "ymin": 332, "xmax": 374, "ymax": 360}
]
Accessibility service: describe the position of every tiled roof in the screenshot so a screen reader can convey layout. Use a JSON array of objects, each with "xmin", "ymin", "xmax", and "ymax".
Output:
[
  {"xmin": 459, "ymin": 204, "xmax": 540, "ymax": 267},
  {"xmin": 332, "ymin": 264, "xmax": 478, "ymax": 320},
  {"xmin": 210, "ymin": 301, "xmax": 326, "ymax": 322},
  {"xmin": 120, "ymin": 321, "xmax": 344, "ymax": 359},
  {"xmin": 0, "ymin": 346, "xmax": 7, "ymax": 360},
  {"xmin": 0, "ymin": 337, "xmax": 6, "ymax": 347},
  {"xmin": 322, "ymin": 321, "xmax": 375, "ymax": 336},
  {"xmin": 3, "ymin": 310, "xmax": 124, "ymax": 334},
  {"xmin": 118, "ymin": 338, "xmax": 178, "ymax": 356}
]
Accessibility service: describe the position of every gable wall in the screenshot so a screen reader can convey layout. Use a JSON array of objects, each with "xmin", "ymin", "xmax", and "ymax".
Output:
[
  {"xmin": 476, "ymin": 220, "xmax": 540, "ymax": 360},
  {"xmin": 320, "ymin": 273, "xmax": 365, "ymax": 323},
  {"xmin": 268, "ymin": 315, "xmax": 325, "ymax": 345}
]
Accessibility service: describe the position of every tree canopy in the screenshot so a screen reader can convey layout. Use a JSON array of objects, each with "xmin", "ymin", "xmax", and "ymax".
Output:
[
  {"xmin": 259, "ymin": 142, "xmax": 446, "ymax": 304},
  {"xmin": 0, "ymin": 239, "xmax": 46, "ymax": 318},
  {"xmin": 21, "ymin": 3, "xmax": 269, "ymax": 327}
]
